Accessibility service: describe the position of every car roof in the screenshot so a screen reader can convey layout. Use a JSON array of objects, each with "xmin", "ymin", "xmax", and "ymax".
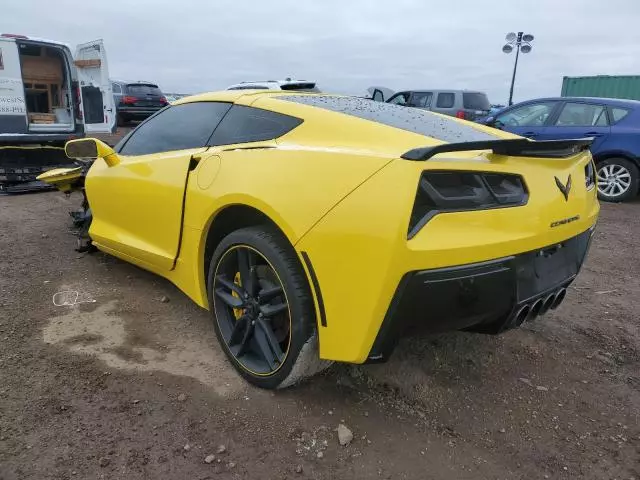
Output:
[
  {"xmin": 174, "ymin": 90, "xmax": 276, "ymax": 104},
  {"xmin": 518, "ymin": 96, "xmax": 640, "ymax": 108},
  {"xmin": 112, "ymin": 80, "xmax": 160, "ymax": 86},
  {"xmin": 400, "ymin": 89, "xmax": 486, "ymax": 94},
  {"xmin": 226, "ymin": 79, "xmax": 317, "ymax": 90}
]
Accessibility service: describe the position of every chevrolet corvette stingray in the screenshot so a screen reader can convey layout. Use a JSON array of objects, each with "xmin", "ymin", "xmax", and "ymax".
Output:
[{"xmin": 38, "ymin": 91, "xmax": 599, "ymax": 389}]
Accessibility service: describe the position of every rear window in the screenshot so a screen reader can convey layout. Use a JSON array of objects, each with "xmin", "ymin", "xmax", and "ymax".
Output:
[
  {"xmin": 208, "ymin": 105, "xmax": 302, "ymax": 146},
  {"xmin": 280, "ymin": 83, "xmax": 321, "ymax": 92},
  {"xmin": 463, "ymin": 92, "xmax": 490, "ymax": 111},
  {"xmin": 277, "ymin": 95, "xmax": 500, "ymax": 144},
  {"xmin": 127, "ymin": 84, "xmax": 162, "ymax": 95},
  {"xmin": 611, "ymin": 107, "xmax": 630, "ymax": 123}
]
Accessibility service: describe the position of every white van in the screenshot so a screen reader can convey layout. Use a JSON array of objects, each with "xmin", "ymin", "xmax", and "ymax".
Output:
[
  {"xmin": 0, "ymin": 33, "xmax": 115, "ymax": 142},
  {"xmin": 0, "ymin": 33, "xmax": 116, "ymax": 192}
]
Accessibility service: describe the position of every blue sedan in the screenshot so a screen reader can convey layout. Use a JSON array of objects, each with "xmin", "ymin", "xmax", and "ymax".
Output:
[{"xmin": 479, "ymin": 97, "xmax": 640, "ymax": 202}]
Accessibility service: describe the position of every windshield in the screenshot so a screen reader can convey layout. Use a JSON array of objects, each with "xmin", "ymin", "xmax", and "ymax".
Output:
[
  {"xmin": 127, "ymin": 84, "xmax": 163, "ymax": 96},
  {"xmin": 463, "ymin": 92, "xmax": 490, "ymax": 111}
]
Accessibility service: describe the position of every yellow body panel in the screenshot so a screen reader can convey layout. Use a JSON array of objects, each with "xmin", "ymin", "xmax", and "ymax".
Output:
[
  {"xmin": 296, "ymin": 151, "xmax": 598, "ymax": 362},
  {"xmin": 54, "ymin": 91, "xmax": 599, "ymax": 365},
  {"xmin": 36, "ymin": 167, "xmax": 83, "ymax": 193}
]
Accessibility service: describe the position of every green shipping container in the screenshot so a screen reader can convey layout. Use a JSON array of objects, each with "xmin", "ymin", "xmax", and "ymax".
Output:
[{"xmin": 561, "ymin": 75, "xmax": 640, "ymax": 101}]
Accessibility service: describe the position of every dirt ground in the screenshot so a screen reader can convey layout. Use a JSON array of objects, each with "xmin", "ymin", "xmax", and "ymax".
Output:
[{"xmin": 0, "ymin": 191, "xmax": 638, "ymax": 480}]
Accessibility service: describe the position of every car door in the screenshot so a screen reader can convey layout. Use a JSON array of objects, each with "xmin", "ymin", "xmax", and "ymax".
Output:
[
  {"xmin": 87, "ymin": 101, "xmax": 231, "ymax": 270},
  {"xmin": 539, "ymin": 101, "xmax": 611, "ymax": 149},
  {"xmin": 75, "ymin": 40, "xmax": 116, "ymax": 133},
  {"xmin": 493, "ymin": 100, "xmax": 560, "ymax": 138}
]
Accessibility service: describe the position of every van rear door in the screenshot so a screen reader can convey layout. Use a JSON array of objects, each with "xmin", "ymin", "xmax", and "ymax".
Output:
[
  {"xmin": 74, "ymin": 39, "xmax": 115, "ymax": 134},
  {"xmin": 0, "ymin": 39, "xmax": 28, "ymax": 134}
]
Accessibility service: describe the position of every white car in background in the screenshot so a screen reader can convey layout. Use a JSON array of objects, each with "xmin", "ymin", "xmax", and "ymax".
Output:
[{"xmin": 226, "ymin": 78, "xmax": 320, "ymax": 92}]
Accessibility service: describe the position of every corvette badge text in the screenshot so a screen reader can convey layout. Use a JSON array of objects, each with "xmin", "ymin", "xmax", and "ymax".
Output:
[{"xmin": 550, "ymin": 215, "xmax": 580, "ymax": 228}]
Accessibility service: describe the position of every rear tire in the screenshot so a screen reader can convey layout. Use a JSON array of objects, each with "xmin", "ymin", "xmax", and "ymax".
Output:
[
  {"xmin": 596, "ymin": 158, "xmax": 639, "ymax": 202},
  {"xmin": 207, "ymin": 226, "xmax": 330, "ymax": 389}
]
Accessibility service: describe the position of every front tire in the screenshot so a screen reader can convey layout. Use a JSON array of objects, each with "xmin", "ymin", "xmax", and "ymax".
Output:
[
  {"xmin": 207, "ymin": 226, "xmax": 329, "ymax": 389},
  {"xmin": 596, "ymin": 158, "xmax": 639, "ymax": 202}
]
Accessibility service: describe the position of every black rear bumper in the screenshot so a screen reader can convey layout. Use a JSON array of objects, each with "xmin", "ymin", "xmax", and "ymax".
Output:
[{"xmin": 367, "ymin": 228, "xmax": 594, "ymax": 362}]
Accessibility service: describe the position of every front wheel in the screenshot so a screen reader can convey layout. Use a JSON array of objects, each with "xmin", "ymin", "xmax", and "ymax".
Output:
[
  {"xmin": 596, "ymin": 158, "xmax": 639, "ymax": 202},
  {"xmin": 207, "ymin": 226, "xmax": 330, "ymax": 389}
]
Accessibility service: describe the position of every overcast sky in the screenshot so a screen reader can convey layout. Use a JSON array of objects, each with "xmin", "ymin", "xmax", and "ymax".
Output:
[{"xmin": 5, "ymin": 0, "xmax": 640, "ymax": 104}]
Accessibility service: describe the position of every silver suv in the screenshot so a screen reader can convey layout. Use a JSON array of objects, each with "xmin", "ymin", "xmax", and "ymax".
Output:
[{"xmin": 370, "ymin": 88, "xmax": 491, "ymax": 121}]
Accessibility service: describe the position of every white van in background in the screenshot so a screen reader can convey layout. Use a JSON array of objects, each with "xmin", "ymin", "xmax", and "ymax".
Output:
[{"xmin": 0, "ymin": 33, "xmax": 115, "ymax": 192}]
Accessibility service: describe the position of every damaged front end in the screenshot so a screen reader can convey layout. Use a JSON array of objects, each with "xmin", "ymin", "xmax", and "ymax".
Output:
[{"xmin": 37, "ymin": 161, "xmax": 95, "ymax": 253}]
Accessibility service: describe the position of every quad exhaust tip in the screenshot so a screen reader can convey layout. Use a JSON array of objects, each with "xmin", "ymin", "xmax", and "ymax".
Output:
[
  {"xmin": 528, "ymin": 299, "xmax": 544, "ymax": 321},
  {"xmin": 513, "ymin": 304, "xmax": 531, "ymax": 326},
  {"xmin": 539, "ymin": 293, "xmax": 556, "ymax": 316},
  {"xmin": 551, "ymin": 288, "xmax": 567, "ymax": 310}
]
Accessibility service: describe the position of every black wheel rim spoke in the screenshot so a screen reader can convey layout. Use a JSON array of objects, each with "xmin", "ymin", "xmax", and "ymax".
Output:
[
  {"xmin": 215, "ymin": 288, "xmax": 245, "ymax": 309},
  {"xmin": 216, "ymin": 275, "xmax": 246, "ymax": 297},
  {"xmin": 258, "ymin": 285, "xmax": 283, "ymax": 303},
  {"xmin": 260, "ymin": 302, "xmax": 288, "ymax": 318},
  {"xmin": 213, "ymin": 245, "xmax": 290, "ymax": 375},
  {"xmin": 236, "ymin": 320, "xmax": 254, "ymax": 357},
  {"xmin": 228, "ymin": 315, "xmax": 248, "ymax": 346},
  {"xmin": 254, "ymin": 319, "xmax": 283, "ymax": 370},
  {"xmin": 237, "ymin": 248, "xmax": 258, "ymax": 297}
]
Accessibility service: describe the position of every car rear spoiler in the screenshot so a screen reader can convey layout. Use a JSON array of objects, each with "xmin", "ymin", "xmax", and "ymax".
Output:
[{"xmin": 401, "ymin": 138, "xmax": 593, "ymax": 161}]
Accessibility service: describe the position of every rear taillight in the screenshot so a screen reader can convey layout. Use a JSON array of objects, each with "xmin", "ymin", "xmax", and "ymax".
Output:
[
  {"xmin": 456, "ymin": 110, "xmax": 466, "ymax": 119},
  {"xmin": 585, "ymin": 161, "xmax": 595, "ymax": 190},
  {"xmin": 121, "ymin": 96, "xmax": 138, "ymax": 105},
  {"xmin": 408, "ymin": 171, "xmax": 528, "ymax": 238},
  {"xmin": 159, "ymin": 96, "xmax": 168, "ymax": 105}
]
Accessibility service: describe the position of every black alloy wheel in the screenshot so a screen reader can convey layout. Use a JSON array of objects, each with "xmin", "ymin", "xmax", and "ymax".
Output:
[
  {"xmin": 207, "ymin": 226, "xmax": 329, "ymax": 389},
  {"xmin": 213, "ymin": 244, "xmax": 290, "ymax": 375}
]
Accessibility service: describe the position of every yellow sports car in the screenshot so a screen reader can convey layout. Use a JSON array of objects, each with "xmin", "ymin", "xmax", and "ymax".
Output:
[{"xmin": 39, "ymin": 90, "xmax": 599, "ymax": 389}]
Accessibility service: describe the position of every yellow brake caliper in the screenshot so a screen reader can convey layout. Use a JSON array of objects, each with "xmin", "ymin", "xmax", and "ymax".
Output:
[{"xmin": 232, "ymin": 272, "xmax": 243, "ymax": 319}]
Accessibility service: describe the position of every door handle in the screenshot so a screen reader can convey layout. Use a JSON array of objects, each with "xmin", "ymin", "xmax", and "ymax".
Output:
[
  {"xmin": 523, "ymin": 131, "xmax": 537, "ymax": 138},
  {"xmin": 584, "ymin": 132, "xmax": 602, "ymax": 137}
]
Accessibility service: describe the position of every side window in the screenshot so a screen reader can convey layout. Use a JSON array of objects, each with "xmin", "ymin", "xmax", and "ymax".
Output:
[
  {"xmin": 436, "ymin": 93, "xmax": 455, "ymax": 108},
  {"xmin": 208, "ymin": 105, "xmax": 302, "ymax": 146},
  {"xmin": 112, "ymin": 83, "xmax": 122, "ymax": 94},
  {"xmin": 371, "ymin": 89, "xmax": 385, "ymax": 102},
  {"xmin": 555, "ymin": 102, "xmax": 608, "ymax": 127},
  {"xmin": 611, "ymin": 107, "xmax": 630, "ymax": 124},
  {"xmin": 118, "ymin": 102, "xmax": 231, "ymax": 156},
  {"xmin": 410, "ymin": 92, "xmax": 433, "ymax": 108},
  {"xmin": 496, "ymin": 102, "xmax": 557, "ymax": 127},
  {"xmin": 387, "ymin": 93, "xmax": 410, "ymax": 106}
]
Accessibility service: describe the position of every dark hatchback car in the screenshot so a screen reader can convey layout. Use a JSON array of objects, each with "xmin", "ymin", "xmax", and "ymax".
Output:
[
  {"xmin": 112, "ymin": 81, "xmax": 168, "ymax": 126},
  {"xmin": 479, "ymin": 97, "xmax": 640, "ymax": 202}
]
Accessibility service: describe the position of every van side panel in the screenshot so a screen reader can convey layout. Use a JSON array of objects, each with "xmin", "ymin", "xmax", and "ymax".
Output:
[{"xmin": 0, "ymin": 40, "xmax": 28, "ymax": 134}]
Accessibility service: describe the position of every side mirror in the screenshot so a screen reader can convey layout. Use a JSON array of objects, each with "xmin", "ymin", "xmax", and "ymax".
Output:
[
  {"xmin": 484, "ymin": 116, "xmax": 495, "ymax": 126},
  {"xmin": 65, "ymin": 138, "xmax": 120, "ymax": 167}
]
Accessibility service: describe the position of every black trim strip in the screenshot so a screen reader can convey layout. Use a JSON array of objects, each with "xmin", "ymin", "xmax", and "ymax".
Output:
[
  {"xmin": 300, "ymin": 251, "xmax": 327, "ymax": 327},
  {"xmin": 401, "ymin": 138, "xmax": 593, "ymax": 161}
]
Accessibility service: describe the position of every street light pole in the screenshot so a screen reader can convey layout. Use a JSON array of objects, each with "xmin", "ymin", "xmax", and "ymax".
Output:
[{"xmin": 503, "ymin": 32, "xmax": 534, "ymax": 106}]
